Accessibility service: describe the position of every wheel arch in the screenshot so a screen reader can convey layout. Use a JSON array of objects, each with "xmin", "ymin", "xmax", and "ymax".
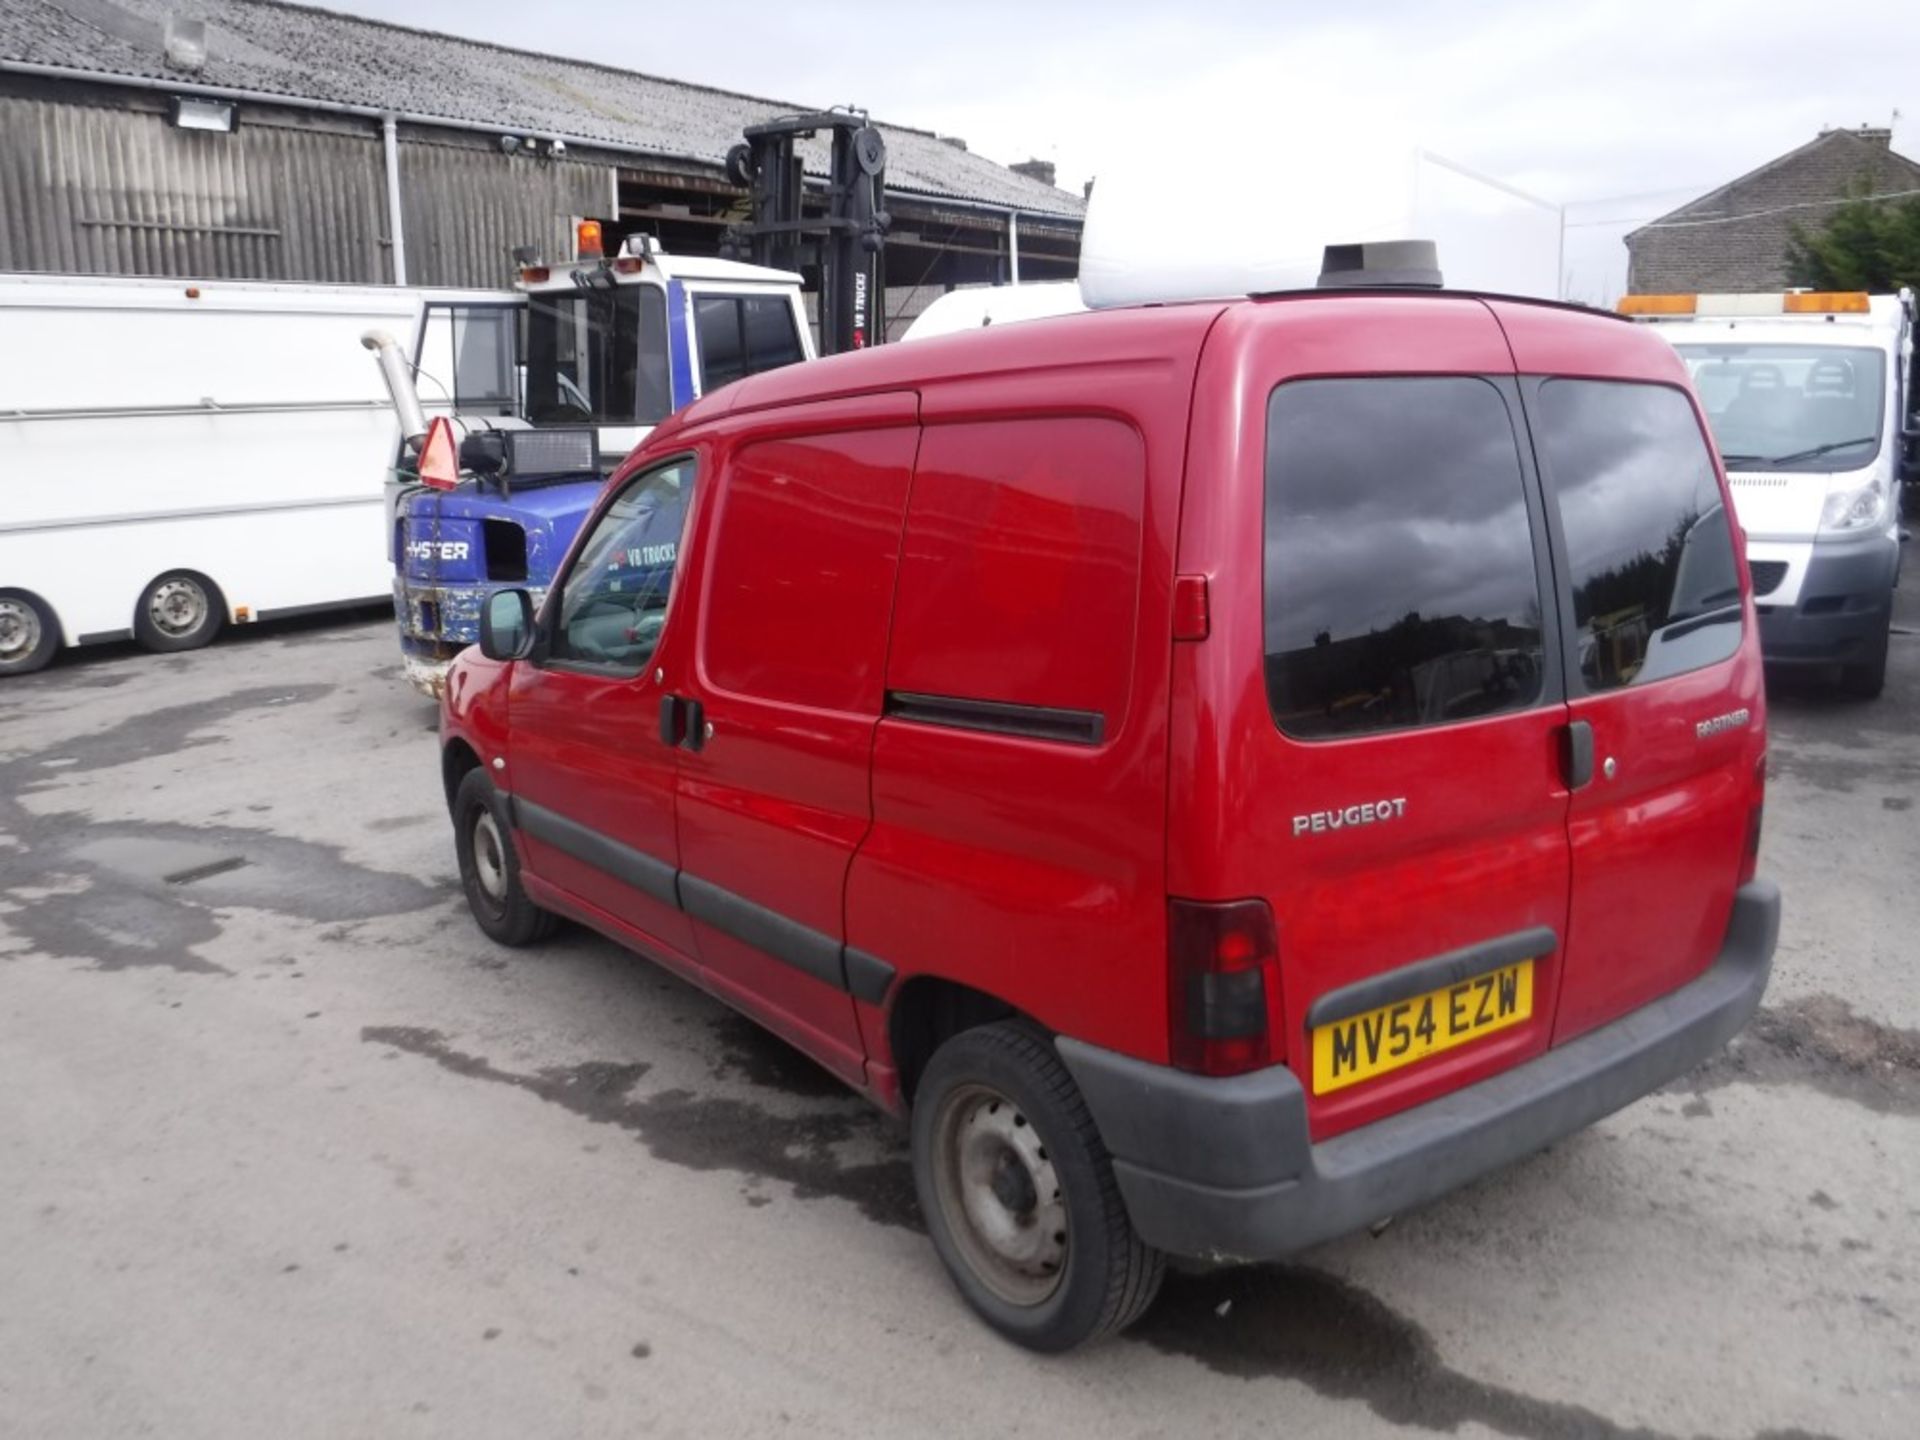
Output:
[
  {"xmin": 442, "ymin": 737, "xmax": 484, "ymax": 812},
  {"xmin": 887, "ymin": 975, "xmax": 1031, "ymax": 1110}
]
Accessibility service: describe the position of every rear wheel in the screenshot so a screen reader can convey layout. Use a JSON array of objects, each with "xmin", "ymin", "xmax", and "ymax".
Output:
[
  {"xmin": 912, "ymin": 1021, "xmax": 1164, "ymax": 1351},
  {"xmin": 1839, "ymin": 619, "xmax": 1890, "ymax": 700},
  {"xmin": 0, "ymin": 589, "xmax": 58, "ymax": 677},
  {"xmin": 134, "ymin": 570, "xmax": 224, "ymax": 654},
  {"xmin": 453, "ymin": 768, "xmax": 558, "ymax": 947}
]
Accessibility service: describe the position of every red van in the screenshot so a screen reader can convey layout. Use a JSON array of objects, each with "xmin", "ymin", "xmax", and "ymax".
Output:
[{"xmin": 439, "ymin": 259, "xmax": 1778, "ymax": 1351}]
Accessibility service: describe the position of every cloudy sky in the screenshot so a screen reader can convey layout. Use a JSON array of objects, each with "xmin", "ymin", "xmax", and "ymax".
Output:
[{"xmin": 331, "ymin": 0, "xmax": 1916, "ymax": 303}]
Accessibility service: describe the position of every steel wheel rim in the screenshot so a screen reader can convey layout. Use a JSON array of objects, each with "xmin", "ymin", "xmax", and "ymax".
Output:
[
  {"xmin": 148, "ymin": 577, "xmax": 209, "ymax": 638},
  {"xmin": 0, "ymin": 598, "xmax": 38, "ymax": 660},
  {"xmin": 932, "ymin": 1081, "xmax": 1068, "ymax": 1308},
  {"xmin": 471, "ymin": 811, "xmax": 509, "ymax": 905}
]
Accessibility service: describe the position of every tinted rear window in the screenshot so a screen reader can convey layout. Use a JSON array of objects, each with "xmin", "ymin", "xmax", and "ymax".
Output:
[
  {"xmin": 1264, "ymin": 378, "xmax": 1546, "ymax": 739},
  {"xmin": 1534, "ymin": 380, "xmax": 1741, "ymax": 693}
]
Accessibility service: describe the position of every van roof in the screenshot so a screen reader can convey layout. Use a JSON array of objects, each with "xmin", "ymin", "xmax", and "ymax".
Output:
[{"xmin": 651, "ymin": 288, "xmax": 1645, "ymax": 444}]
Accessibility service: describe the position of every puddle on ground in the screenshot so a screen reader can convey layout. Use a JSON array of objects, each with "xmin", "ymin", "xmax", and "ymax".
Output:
[
  {"xmin": 0, "ymin": 683, "xmax": 441, "ymax": 972},
  {"xmin": 1135, "ymin": 1266, "xmax": 1837, "ymax": 1440},
  {"xmin": 1674, "ymin": 994, "xmax": 1920, "ymax": 1118},
  {"xmin": 706, "ymin": 1012, "xmax": 850, "ymax": 1101},
  {"xmin": 363, "ymin": 1026, "xmax": 917, "ymax": 1230}
]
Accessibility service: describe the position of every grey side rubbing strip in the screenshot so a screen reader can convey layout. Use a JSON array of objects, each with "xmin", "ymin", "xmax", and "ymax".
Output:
[
  {"xmin": 885, "ymin": 691, "xmax": 1105, "ymax": 746},
  {"xmin": 679, "ymin": 875, "xmax": 847, "ymax": 991},
  {"xmin": 506, "ymin": 801, "xmax": 895, "ymax": 1000},
  {"xmin": 1306, "ymin": 926, "xmax": 1559, "ymax": 1030},
  {"xmin": 76, "ymin": 628, "xmax": 134, "ymax": 645},
  {"xmin": 514, "ymin": 797, "xmax": 679, "ymax": 908},
  {"xmin": 843, "ymin": 947, "xmax": 897, "ymax": 1006}
]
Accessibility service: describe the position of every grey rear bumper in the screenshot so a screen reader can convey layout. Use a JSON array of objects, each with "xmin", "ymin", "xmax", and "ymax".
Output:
[{"xmin": 1057, "ymin": 881, "xmax": 1780, "ymax": 1263}]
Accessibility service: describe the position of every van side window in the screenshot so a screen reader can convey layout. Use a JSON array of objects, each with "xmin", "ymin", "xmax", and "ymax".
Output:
[
  {"xmin": 548, "ymin": 459, "xmax": 694, "ymax": 674},
  {"xmin": 1535, "ymin": 381, "xmax": 1742, "ymax": 692},
  {"xmin": 694, "ymin": 294, "xmax": 805, "ymax": 392},
  {"xmin": 701, "ymin": 430, "xmax": 917, "ymax": 712},
  {"xmin": 888, "ymin": 417, "xmax": 1145, "ymax": 734},
  {"xmin": 1264, "ymin": 378, "xmax": 1546, "ymax": 740}
]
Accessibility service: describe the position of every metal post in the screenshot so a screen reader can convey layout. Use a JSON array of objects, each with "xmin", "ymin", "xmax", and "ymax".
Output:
[
  {"xmin": 1008, "ymin": 210, "xmax": 1021, "ymax": 285},
  {"xmin": 382, "ymin": 114, "xmax": 408, "ymax": 286}
]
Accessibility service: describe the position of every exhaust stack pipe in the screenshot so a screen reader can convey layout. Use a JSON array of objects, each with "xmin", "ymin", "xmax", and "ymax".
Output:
[{"xmin": 360, "ymin": 329, "xmax": 429, "ymax": 449}]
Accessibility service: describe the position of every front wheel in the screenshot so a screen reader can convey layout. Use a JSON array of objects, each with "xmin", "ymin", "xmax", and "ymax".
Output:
[
  {"xmin": 452, "ymin": 768, "xmax": 558, "ymax": 947},
  {"xmin": 134, "ymin": 570, "xmax": 224, "ymax": 653},
  {"xmin": 912, "ymin": 1022, "xmax": 1165, "ymax": 1351},
  {"xmin": 0, "ymin": 589, "xmax": 58, "ymax": 677},
  {"xmin": 1839, "ymin": 619, "xmax": 1890, "ymax": 700}
]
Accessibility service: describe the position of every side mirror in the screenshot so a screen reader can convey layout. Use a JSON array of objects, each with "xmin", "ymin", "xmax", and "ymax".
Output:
[
  {"xmin": 460, "ymin": 430, "xmax": 508, "ymax": 478},
  {"xmin": 479, "ymin": 588, "xmax": 535, "ymax": 661}
]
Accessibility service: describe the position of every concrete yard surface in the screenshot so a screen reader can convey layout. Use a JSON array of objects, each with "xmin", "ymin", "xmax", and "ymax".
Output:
[{"xmin": 1, "ymin": 575, "xmax": 1917, "ymax": 1440}]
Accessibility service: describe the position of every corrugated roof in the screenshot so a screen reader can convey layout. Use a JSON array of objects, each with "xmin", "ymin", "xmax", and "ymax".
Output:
[{"xmin": 1, "ymin": 0, "xmax": 1085, "ymax": 220}]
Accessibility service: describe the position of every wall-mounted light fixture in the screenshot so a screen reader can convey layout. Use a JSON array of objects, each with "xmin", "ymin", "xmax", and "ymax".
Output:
[{"xmin": 169, "ymin": 96, "xmax": 236, "ymax": 133}]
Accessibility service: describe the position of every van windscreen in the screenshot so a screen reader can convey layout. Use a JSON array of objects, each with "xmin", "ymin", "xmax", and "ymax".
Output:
[
  {"xmin": 1673, "ymin": 343, "xmax": 1884, "ymax": 472},
  {"xmin": 1264, "ymin": 377, "xmax": 1547, "ymax": 740}
]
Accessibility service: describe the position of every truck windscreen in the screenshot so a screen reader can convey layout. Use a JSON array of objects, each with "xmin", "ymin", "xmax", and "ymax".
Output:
[
  {"xmin": 526, "ymin": 284, "xmax": 671, "ymax": 426},
  {"xmin": 1674, "ymin": 343, "xmax": 1886, "ymax": 472}
]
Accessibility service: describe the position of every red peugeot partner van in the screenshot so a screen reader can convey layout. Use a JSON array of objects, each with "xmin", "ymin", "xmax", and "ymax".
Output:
[{"xmin": 440, "ymin": 247, "xmax": 1778, "ymax": 1351}]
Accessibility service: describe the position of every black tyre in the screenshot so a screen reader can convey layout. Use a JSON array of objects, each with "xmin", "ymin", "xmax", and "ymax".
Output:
[
  {"xmin": 912, "ymin": 1021, "xmax": 1165, "ymax": 1352},
  {"xmin": 0, "ymin": 589, "xmax": 59, "ymax": 677},
  {"xmin": 1839, "ymin": 620, "xmax": 1890, "ymax": 700},
  {"xmin": 133, "ymin": 570, "xmax": 225, "ymax": 653},
  {"xmin": 452, "ymin": 768, "xmax": 558, "ymax": 947}
]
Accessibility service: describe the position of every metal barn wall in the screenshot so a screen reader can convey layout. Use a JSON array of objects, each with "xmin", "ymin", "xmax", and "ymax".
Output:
[
  {"xmin": 397, "ymin": 133, "xmax": 615, "ymax": 290},
  {"xmin": 0, "ymin": 92, "xmax": 391, "ymax": 282}
]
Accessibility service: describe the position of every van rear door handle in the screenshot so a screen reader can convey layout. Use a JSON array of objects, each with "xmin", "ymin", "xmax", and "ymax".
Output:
[{"xmin": 1563, "ymin": 720, "xmax": 1594, "ymax": 790}]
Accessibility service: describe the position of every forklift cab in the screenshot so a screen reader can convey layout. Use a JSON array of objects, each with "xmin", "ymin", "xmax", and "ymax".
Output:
[{"xmin": 519, "ymin": 229, "xmax": 815, "ymax": 461}]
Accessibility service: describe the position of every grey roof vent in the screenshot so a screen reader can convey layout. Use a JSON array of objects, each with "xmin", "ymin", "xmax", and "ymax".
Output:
[
  {"xmin": 1317, "ymin": 239, "xmax": 1443, "ymax": 289},
  {"xmin": 164, "ymin": 15, "xmax": 208, "ymax": 72}
]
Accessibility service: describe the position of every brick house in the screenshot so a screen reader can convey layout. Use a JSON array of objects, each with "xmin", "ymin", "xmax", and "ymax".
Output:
[{"xmin": 1626, "ymin": 127, "xmax": 1920, "ymax": 293}]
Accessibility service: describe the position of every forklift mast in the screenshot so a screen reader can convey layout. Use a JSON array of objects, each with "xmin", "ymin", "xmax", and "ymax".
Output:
[{"xmin": 720, "ymin": 110, "xmax": 891, "ymax": 354}]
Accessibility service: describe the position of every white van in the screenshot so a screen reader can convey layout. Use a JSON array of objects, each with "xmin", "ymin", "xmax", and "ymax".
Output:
[
  {"xmin": 1627, "ymin": 290, "xmax": 1913, "ymax": 697},
  {"xmin": 0, "ymin": 273, "xmax": 517, "ymax": 677}
]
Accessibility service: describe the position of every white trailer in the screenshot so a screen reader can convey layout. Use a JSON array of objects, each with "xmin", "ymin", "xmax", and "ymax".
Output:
[{"xmin": 0, "ymin": 273, "xmax": 518, "ymax": 676}]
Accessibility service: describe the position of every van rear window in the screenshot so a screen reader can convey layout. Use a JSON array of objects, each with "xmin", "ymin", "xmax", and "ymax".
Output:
[
  {"xmin": 1264, "ymin": 377, "xmax": 1547, "ymax": 740},
  {"xmin": 1533, "ymin": 380, "xmax": 1741, "ymax": 693}
]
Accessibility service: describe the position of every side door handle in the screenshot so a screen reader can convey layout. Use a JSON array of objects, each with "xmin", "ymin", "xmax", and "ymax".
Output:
[
  {"xmin": 1563, "ymin": 719, "xmax": 1594, "ymax": 790},
  {"xmin": 657, "ymin": 694, "xmax": 706, "ymax": 751}
]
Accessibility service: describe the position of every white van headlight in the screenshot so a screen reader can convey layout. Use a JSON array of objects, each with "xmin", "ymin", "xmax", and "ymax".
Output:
[{"xmin": 1817, "ymin": 479, "xmax": 1888, "ymax": 536}]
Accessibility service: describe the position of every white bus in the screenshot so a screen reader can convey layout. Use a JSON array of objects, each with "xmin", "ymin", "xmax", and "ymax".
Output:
[{"xmin": 0, "ymin": 273, "xmax": 519, "ymax": 677}]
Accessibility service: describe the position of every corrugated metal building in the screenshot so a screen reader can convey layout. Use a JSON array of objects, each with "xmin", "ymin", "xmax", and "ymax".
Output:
[{"xmin": 0, "ymin": 0, "xmax": 1084, "ymax": 328}]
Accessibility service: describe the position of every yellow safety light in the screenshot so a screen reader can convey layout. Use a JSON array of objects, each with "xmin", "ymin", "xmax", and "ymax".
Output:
[
  {"xmin": 1783, "ymin": 291, "xmax": 1870, "ymax": 314},
  {"xmin": 1617, "ymin": 294, "xmax": 1699, "ymax": 316}
]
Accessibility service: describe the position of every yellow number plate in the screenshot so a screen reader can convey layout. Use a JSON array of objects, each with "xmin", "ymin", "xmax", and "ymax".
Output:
[{"xmin": 1312, "ymin": 960, "xmax": 1534, "ymax": 1095}]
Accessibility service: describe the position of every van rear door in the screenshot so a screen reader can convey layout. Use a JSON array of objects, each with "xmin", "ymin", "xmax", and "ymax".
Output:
[
  {"xmin": 1173, "ymin": 298, "xmax": 1575, "ymax": 1142},
  {"xmin": 1493, "ymin": 305, "xmax": 1765, "ymax": 1040}
]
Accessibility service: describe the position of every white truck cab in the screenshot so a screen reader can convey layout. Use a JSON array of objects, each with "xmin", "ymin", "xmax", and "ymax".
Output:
[
  {"xmin": 1627, "ymin": 290, "xmax": 1913, "ymax": 697},
  {"xmin": 518, "ymin": 229, "xmax": 814, "ymax": 461}
]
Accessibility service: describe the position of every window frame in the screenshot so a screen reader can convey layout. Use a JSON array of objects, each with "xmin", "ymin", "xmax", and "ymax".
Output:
[
  {"xmin": 536, "ymin": 451, "xmax": 699, "ymax": 680},
  {"xmin": 1260, "ymin": 373, "xmax": 1566, "ymax": 744},
  {"xmin": 688, "ymin": 288, "xmax": 807, "ymax": 395},
  {"xmin": 1519, "ymin": 375, "xmax": 1745, "ymax": 700}
]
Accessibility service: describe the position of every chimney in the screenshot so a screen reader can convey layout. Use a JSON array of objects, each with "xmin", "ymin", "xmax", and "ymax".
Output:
[
  {"xmin": 1010, "ymin": 158, "xmax": 1057, "ymax": 188},
  {"xmin": 938, "ymin": 135, "xmax": 968, "ymax": 151},
  {"xmin": 1855, "ymin": 126, "xmax": 1893, "ymax": 148}
]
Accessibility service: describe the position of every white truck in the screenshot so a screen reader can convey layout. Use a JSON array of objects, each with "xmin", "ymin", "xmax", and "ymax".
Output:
[
  {"xmin": 1626, "ymin": 290, "xmax": 1914, "ymax": 697},
  {"xmin": 0, "ymin": 273, "xmax": 517, "ymax": 677}
]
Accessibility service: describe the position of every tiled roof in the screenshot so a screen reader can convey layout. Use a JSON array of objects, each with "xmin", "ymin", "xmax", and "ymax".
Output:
[{"xmin": 2, "ymin": 0, "xmax": 1085, "ymax": 220}]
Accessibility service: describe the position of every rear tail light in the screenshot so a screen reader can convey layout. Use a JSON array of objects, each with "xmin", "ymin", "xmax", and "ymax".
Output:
[
  {"xmin": 1168, "ymin": 897, "xmax": 1282, "ymax": 1076},
  {"xmin": 1740, "ymin": 751, "xmax": 1766, "ymax": 885}
]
